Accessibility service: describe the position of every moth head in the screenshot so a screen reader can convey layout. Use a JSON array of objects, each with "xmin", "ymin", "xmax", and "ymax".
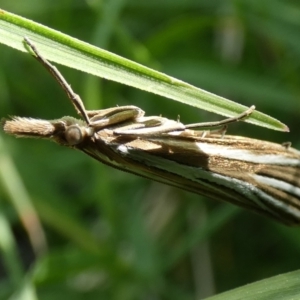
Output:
[
  {"xmin": 2, "ymin": 116, "xmax": 94, "ymax": 146},
  {"xmin": 53, "ymin": 117, "xmax": 94, "ymax": 146}
]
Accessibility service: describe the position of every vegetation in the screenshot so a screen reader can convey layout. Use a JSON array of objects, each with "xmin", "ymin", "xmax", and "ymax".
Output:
[{"xmin": 1, "ymin": 1, "xmax": 300, "ymax": 299}]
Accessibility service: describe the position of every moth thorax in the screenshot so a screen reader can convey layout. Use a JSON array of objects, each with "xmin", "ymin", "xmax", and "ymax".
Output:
[{"xmin": 65, "ymin": 125, "xmax": 85, "ymax": 145}]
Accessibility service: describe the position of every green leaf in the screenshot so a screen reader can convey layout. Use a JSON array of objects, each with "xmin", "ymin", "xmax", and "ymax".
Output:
[
  {"xmin": 0, "ymin": 9, "xmax": 288, "ymax": 131},
  {"xmin": 204, "ymin": 270, "xmax": 300, "ymax": 300}
]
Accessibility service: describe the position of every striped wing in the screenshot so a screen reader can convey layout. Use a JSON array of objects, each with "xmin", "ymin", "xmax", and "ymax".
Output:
[{"xmin": 80, "ymin": 131, "xmax": 300, "ymax": 226}]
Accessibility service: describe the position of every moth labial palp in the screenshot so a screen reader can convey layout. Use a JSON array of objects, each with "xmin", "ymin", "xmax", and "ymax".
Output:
[{"xmin": 3, "ymin": 37, "xmax": 300, "ymax": 226}]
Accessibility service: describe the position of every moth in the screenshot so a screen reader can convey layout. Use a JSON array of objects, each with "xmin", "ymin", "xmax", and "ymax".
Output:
[{"xmin": 3, "ymin": 37, "xmax": 300, "ymax": 226}]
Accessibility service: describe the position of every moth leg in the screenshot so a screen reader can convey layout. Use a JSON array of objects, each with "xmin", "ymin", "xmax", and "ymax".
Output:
[
  {"xmin": 89, "ymin": 106, "xmax": 145, "ymax": 129},
  {"xmin": 214, "ymin": 125, "xmax": 228, "ymax": 138},
  {"xmin": 23, "ymin": 37, "xmax": 90, "ymax": 125},
  {"xmin": 86, "ymin": 105, "xmax": 144, "ymax": 119},
  {"xmin": 114, "ymin": 117, "xmax": 185, "ymax": 136},
  {"xmin": 185, "ymin": 105, "xmax": 255, "ymax": 130}
]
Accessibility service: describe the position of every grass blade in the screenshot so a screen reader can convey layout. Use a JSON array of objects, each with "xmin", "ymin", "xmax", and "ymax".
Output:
[{"xmin": 0, "ymin": 9, "xmax": 288, "ymax": 131}]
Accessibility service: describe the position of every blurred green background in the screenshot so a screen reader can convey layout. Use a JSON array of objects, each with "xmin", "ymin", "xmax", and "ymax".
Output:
[{"xmin": 1, "ymin": 0, "xmax": 300, "ymax": 299}]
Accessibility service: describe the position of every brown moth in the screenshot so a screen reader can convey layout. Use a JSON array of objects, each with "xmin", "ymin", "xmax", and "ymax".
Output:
[{"xmin": 3, "ymin": 38, "xmax": 300, "ymax": 226}]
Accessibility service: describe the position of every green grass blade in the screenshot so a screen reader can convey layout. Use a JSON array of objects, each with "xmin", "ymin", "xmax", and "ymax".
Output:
[
  {"xmin": 9, "ymin": 276, "xmax": 38, "ymax": 300},
  {"xmin": 0, "ymin": 9, "xmax": 288, "ymax": 131},
  {"xmin": 0, "ymin": 210, "xmax": 24, "ymax": 288},
  {"xmin": 205, "ymin": 269, "xmax": 300, "ymax": 300},
  {"xmin": 0, "ymin": 135, "xmax": 46, "ymax": 255}
]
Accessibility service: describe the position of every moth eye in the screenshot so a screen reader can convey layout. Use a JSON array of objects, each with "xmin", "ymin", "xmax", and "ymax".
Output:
[{"xmin": 65, "ymin": 125, "xmax": 84, "ymax": 145}]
